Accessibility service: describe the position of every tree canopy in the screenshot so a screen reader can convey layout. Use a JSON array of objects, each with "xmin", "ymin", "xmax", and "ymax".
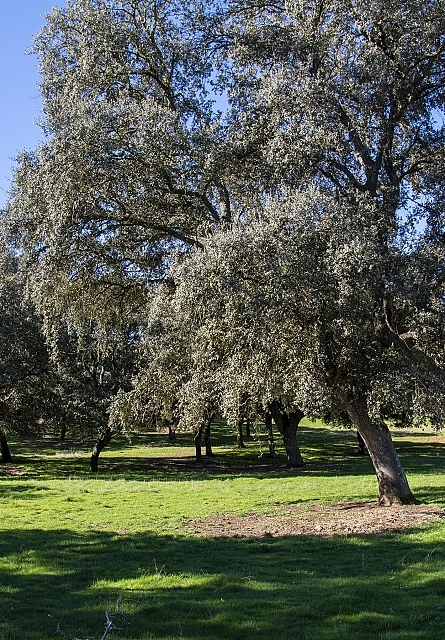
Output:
[
  {"xmin": 2, "ymin": 0, "xmax": 445, "ymax": 502},
  {"xmin": 0, "ymin": 236, "xmax": 56, "ymax": 451}
]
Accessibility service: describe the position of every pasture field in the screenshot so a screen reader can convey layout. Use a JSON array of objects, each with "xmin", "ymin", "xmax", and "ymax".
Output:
[{"xmin": 0, "ymin": 421, "xmax": 444, "ymax": 640}]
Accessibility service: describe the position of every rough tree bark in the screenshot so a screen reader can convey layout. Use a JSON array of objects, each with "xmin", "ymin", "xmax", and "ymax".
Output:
[
  {"xmin": 0, "ymin": 427, "xmax": 13, "ymax": 463},
  {"xmin": 341, "ymin": 393, "xmax": 416, "ymax": 505},
  {"xmin": 90, "ymin": 426, "xmax": 113, "ymax": 472},
  {"xmin": 204, "ymin": 417, "xmax": 214, "ymax": 456},
  {"xmin": 270, "ymin": 401, "xmax": 304, "ymax": 467},
  {"xmin": 236, "ymin": 418, "xmax": 245, "ymax": 448},
  {"xmin": 194, "ymin": 426, "xmax": 203, "ymax": 461}
]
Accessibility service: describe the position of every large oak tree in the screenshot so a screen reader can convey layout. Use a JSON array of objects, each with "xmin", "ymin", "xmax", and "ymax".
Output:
[
  {"xmin": 3, "ymin": 0, "xmax": 445, "ymax": 500},
  {"xmin": 209, "ymin": 0, "xmax": 445, "ymax": 502}
]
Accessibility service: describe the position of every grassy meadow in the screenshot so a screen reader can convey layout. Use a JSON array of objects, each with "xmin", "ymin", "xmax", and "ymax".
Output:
[{"xmin": 0, "ymin": 421, "xmax": 444, "ymax": 640}]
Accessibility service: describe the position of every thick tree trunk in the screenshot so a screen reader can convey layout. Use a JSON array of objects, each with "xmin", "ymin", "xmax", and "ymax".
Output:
[
  {"xmin": 59, "ymin": 423, "xmax": 67, "ymax": 441},
  {"xmin": 168, "ymin": 426, "xmax": 176, "ymax": 441},
  {"xmin": 204, "ymin": 419, "xmax": 214, "ymax": 456},
  {"xmin": 264, "ymin": 412, "xmax": 277, "ymax": 458},
  {"xmin": 0, "ymin": 428, "xmax": 13, "ymax": 463},
  {"xmin": 90, "ymin": 427, "xmax": 113, "ymax": 473},
  {"xmin": 270, "ymin": 402, "xmax": 304, "ymax": 467},
  {"xmin": 341, "ymin": 394, "xmax": 416, "ymax": 505},
  {"xmin": 236, "ymin": 419, "xmax": 245, "ymax": 448},
  {"xmin": 194, "ymin": 427, "xmax": 203, "ymax": 462},
  {"xmin": 245, "ymin": 419, "xmax": 252, "ymax": 438}
]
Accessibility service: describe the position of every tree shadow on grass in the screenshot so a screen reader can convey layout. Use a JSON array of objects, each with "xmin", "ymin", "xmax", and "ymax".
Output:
[
  {"xmin": 409, "ymin": 485, "xmax": 445, "ymax": 504},
  {"xmin": 85, "ymin": 426, "xmax": 445, "ymax": 482},
  {"xmin": 0, "ymin": 526, "xmax": 444, "ymax": 640},
  {"xmin": 5, "ymin": 426, "xmax": 445, "ymax": 483},
  {"xmin": 0, "ymin": 482, "xmax": 55, "ymax": 501}
]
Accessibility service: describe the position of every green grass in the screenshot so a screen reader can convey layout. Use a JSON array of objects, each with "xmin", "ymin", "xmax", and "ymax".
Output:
[{"xmin": 1, "ymin": 421, "xmax": 444, "ymax": 639}]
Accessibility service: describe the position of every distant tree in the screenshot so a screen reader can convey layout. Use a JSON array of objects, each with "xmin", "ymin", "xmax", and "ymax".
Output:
[
  {"xmin": 110, "ymin": 281, "xmax": 220, "ymax": 461},
  {"xmin": 110, "ymin": 288, "xmax": 188, "ymax": 436},
  {"xmin": 43, "ymin": 315, "xmax": 138, "ymax": 471},
  {"xmin": 0, "ymin": 231, "xmax": 137, "ymax": 469},
  {"xmin": 139, "ymin": 240, "xmax": 310, "ymax": 468}
]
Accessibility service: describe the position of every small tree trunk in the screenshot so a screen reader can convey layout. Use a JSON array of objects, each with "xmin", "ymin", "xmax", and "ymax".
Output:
[
  {"xmin": 59, "ymin": 423, "xmax": 67, "ymax": 441},
  {"xmin": 357, "ymin": 431, "xmax": 366, "ymax": 455},
  {"xmin": 204, "ymin": 418, "xmax": 214, "ymax": 456},
  {"xmin": 236, "ymin": 419, "xmax": 245, "ymax": 448},
  {"xmin": 245, "ymin": 419, "xmax": 252, "ymax": 437},
  {"xmin": 194, "ymin": 427, "xmax": 203, "ymax": 462},
  {"xmin": 90, "ymin": 427, "xmax": 113, "ymax": 473},
  {"xmin": 0, "ymin": 428, "xmax": 13, "ymax": 463},
  {"xmin": 270, "ymin": 402, "xmax": 304, "ymax": 467},
  {"xmin": 168, "ymin": 426, "xmax": 176, "ymax": 441},
  {"xmin": 264, "ymin": 412, "xmax": 277, "ymax": 458},
  {"xmin": 341, "ymin": 394, "xmax": 416, "ymax": 505}
]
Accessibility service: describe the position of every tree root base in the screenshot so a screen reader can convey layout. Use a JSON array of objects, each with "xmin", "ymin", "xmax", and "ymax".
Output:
[{"xmin": 378, "ymin": 494, "xmax": 420, "ymax": 506}]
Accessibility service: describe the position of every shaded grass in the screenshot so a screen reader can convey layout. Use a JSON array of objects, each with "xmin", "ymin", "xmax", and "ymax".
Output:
[
  {"xmin": 1, "ymin": 422, "xmax": 444, "ymax": 639},
  {"xmin": 5, "ymin": 419, "xmax": 445, "ymax": 482},
  {"xmin": 1, "ymin": 525, "xmax": 445, "ymax": 639}
]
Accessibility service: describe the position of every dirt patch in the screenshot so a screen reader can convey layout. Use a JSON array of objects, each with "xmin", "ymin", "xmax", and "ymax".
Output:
[{"xmin": 185, "ymin": 502, "xmax": 444, "ymax": 538}]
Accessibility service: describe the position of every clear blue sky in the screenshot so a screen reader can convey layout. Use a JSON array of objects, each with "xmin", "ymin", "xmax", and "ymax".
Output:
[{"xmin": 0, "ymin": 0, "xmax": 65, "ymax": 208}]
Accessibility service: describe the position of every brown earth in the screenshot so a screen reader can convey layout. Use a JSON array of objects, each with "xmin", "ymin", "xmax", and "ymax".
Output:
[{"xmin": 185, "ymin": 501, "xmax": 444, "ymax": 538}]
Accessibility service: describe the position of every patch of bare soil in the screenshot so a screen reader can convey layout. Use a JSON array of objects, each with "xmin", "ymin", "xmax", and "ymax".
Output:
[{"xmin": 185, "ymin": 502, "xmax": 444, "ymax": 538}]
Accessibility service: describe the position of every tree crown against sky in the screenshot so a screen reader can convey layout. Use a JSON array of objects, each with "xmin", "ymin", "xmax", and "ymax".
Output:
[
  {"xmin": 7, "ymin": 0, "xmax": 240, "ymax": 336},
  {"xmin": 220, "ymin": 0, "xmax": 445, "ymax": 205},
  {"xmin": 9, "ymin": 0, "xmax": 445, "ymax": 289},
  {"xmin": 0, "ymin": 1, "xmax": 69, "ymax": 209}
]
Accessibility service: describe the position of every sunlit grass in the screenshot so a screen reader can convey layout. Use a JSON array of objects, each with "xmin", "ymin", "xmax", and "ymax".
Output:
[{"xmin": 1, "ymin": 421, "xmax": 444, "ymax": 639}]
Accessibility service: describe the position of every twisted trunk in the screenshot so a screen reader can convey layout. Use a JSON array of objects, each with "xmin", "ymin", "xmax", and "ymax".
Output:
[
  {"xmin": 341, "ymin": 394, "xmax": 416, "ymax": 505},
  {"xmin": 270, "ymin": 401, "xmax": 304, "ymax": 467},
  {"xmin": 90, "ymin": 427, "xmax": 113, "ymax": 473}
]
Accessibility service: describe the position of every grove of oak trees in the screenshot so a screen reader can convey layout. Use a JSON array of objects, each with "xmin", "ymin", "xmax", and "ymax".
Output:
[{"xmin": 2, "ymin": 0, "xmax": 445, "ymax": 503}]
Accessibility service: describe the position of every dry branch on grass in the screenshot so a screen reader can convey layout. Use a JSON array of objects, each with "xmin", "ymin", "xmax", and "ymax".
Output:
[{"xmin": 51, "ymin": 603, "xmax": 128, "ymax": 640}]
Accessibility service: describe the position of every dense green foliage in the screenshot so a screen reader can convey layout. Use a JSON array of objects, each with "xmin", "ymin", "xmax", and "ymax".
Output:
[
  {"xmin": 1, "ymin": 0, "xmax": 445, "ymax": 502},
  {"xmin": 0, "ymin": 239, "xmax": 57, "ymax": 447}
]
